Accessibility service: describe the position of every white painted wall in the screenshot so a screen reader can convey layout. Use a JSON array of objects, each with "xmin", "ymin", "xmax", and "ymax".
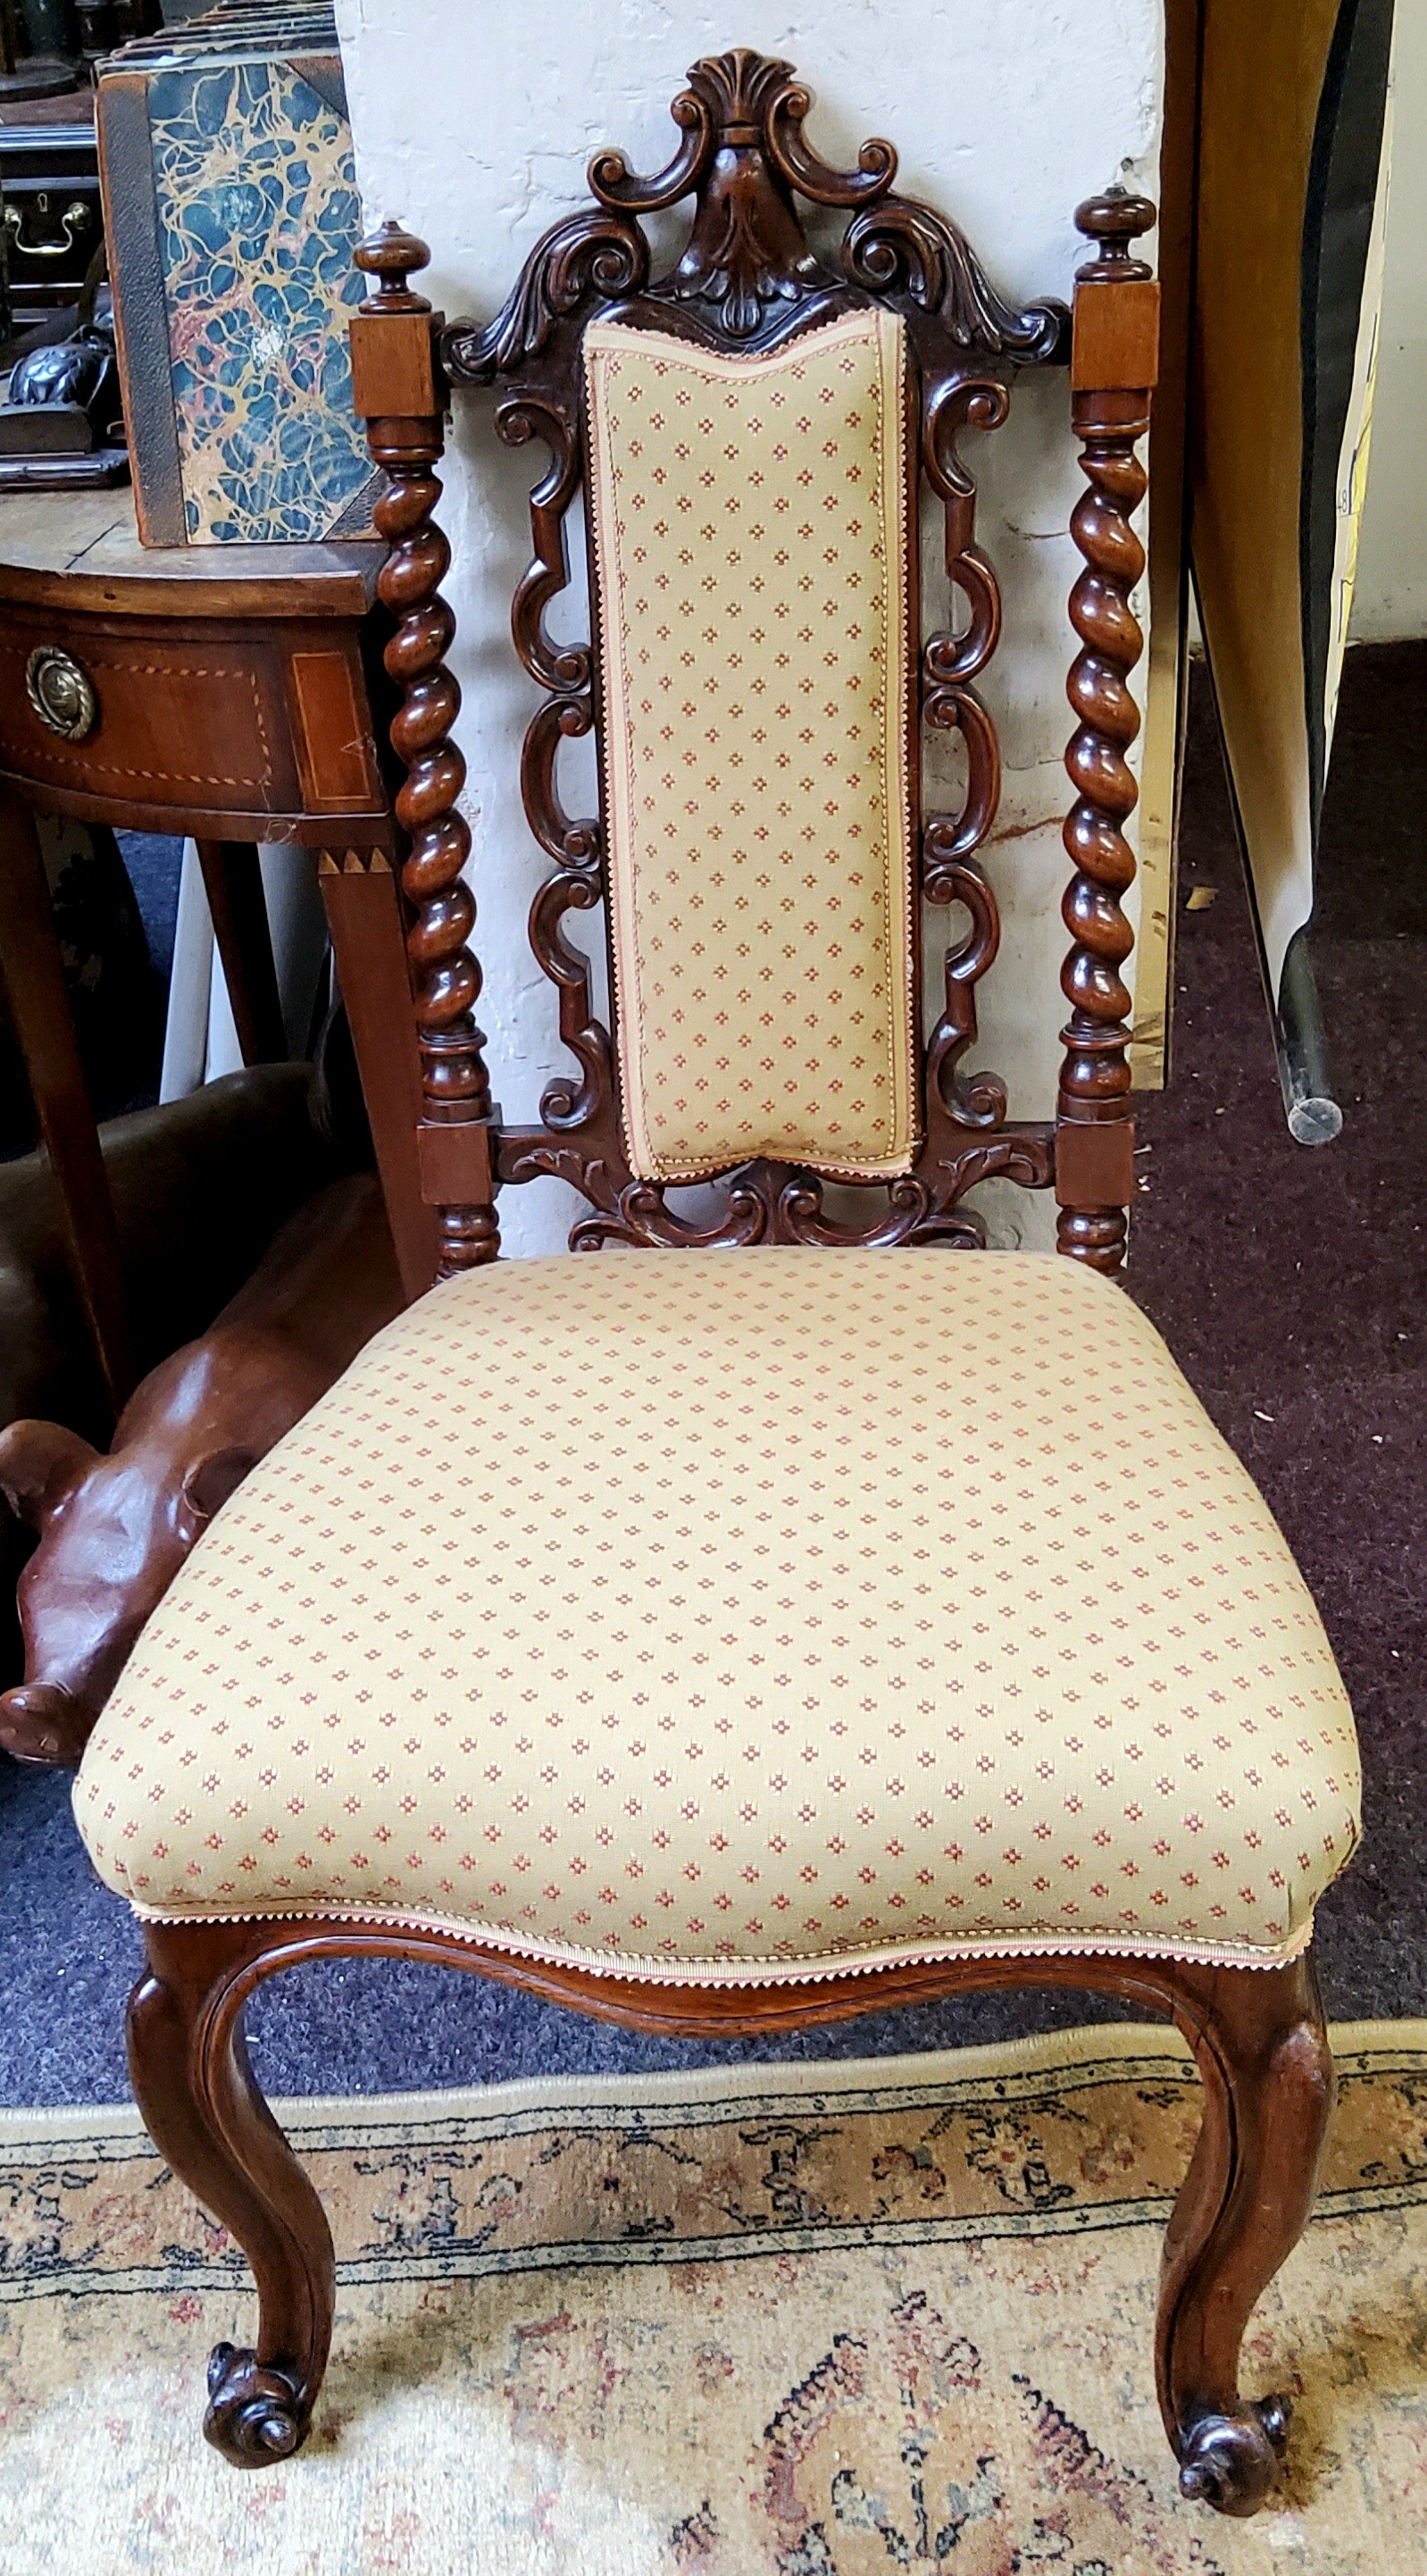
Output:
[
  {"xmin": 334, "ymin": 0, "xmax": 1163, "ymax": 1253},
  {"xmin": 1351, "ymin": 0, "xmax": 1427, "ymax": 644}
]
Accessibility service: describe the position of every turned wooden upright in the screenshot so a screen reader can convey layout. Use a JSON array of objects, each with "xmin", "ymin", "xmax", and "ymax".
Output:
[
  {"xmin": 1056, "ymin": 189, "xmax": 1159, "ymax": 1272},
  {"xmin": 351, "ymin": 227, "xmax": 501, "ymax": 1281}
]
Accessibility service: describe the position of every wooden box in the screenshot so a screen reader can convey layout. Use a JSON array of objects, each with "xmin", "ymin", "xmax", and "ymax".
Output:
[{"xmin": 96, "ymin": 1, "xmax": 380, "ymax": 546}]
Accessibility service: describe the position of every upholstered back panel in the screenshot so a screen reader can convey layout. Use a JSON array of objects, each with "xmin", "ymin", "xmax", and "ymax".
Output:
[{"xmin": 584, "ymin": 309, "xmax": 917, "ymax": 1183}]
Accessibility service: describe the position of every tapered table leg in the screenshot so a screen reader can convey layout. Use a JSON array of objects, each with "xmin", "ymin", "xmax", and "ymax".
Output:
[
  {"xmin": 0, "ymin": 791, "xmax": 133, "ymax": 1410},
  {"xmin": 318, "ymin": 847, "xmax": 438, "ymax": 1301},
  {"xmin": 195, "ymin": 840, "xmax": 288, "ymax": 1066}
]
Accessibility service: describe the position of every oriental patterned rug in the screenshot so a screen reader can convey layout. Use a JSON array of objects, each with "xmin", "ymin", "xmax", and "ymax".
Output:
[{"xmin": 2, "ymin": 2021, "xmax": 1426, "ymax": 2574}]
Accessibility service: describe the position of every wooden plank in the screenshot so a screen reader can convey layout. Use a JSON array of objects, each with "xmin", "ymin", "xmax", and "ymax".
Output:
[
  {"xmin": 1131, "ymin": 0, "xmax": 1200, "ymax": 1092},
  {"xmin": 0, "ymin": 489, "xmax": 380, "ymax": 620}
]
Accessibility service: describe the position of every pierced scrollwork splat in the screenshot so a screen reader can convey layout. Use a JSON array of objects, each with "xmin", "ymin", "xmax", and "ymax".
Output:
[
  {"xmin": 410, "ymin": 49, "xmax": 1073, "ymax": 1254},
  {"xmin": 500, "ymin": 393, "xmax": 588, "ymax": 695},
  {"xmin": 520, "ymin": 691, "xmax": 611, "ymax": 1135},
  {"xmin": 920, "ymin": 372, "xmax": 1013, "ymax": 1148}
]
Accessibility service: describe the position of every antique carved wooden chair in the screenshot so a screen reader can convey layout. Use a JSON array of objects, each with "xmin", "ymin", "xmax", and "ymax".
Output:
[{"xmin": 71, "ymin": 54, "xmax": 1359, "ymax": 2515}]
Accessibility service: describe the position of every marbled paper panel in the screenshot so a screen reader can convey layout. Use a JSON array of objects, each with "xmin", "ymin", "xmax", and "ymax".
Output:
[{"xmin": 148, "ymin": 57, "xmax": 372, "ymax": 543}]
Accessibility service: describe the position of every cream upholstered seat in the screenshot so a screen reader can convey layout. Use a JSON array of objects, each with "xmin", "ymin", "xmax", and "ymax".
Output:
[{"xmin": 74, "ymin": 1248, "xmax": 1359, "ymax": 1984}]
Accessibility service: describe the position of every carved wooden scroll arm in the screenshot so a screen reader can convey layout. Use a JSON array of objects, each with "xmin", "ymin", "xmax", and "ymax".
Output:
[
  {"xmin": 1055, "ymin": 189, "xmax": 1158, "ymax": 1275},
  {"xmin": 350, "ymin": 221, "xmax": 500, "ymax": 1276}
]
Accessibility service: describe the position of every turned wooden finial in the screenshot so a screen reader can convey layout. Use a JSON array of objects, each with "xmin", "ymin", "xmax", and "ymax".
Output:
[
  {"xmin": 1073, "ymin": 188, "xmax": 1156, "ymax": 281},
  {"xmin": 355, "ymin": 220, "xmax": 432, "ymax": 313}
]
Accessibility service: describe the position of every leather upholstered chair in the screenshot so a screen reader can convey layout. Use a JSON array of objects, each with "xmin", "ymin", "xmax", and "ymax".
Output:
[{"xmin": 71, "ymin": 53, "xmax": 1360, "ymax": 2514}]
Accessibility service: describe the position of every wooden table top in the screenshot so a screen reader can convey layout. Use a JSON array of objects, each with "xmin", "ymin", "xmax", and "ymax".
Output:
[{"xmin": 0, "ymin": 487, "xmax": 384, "ymax": 621}]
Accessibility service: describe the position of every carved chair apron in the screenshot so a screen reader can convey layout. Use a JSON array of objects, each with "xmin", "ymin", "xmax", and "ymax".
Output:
[{"xmin": 70, "ymin": 53, "xmax": 1360, "ymax": 2521}]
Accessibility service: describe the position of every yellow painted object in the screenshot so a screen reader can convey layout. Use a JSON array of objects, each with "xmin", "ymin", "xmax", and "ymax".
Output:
[{"xmin": 1190, "ymin": 0, "xmax": 1395, "ymax": 1136}]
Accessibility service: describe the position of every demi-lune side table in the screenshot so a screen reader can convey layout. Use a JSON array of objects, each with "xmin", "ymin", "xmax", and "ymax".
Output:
[{"xmin": 0, "ymin": 488, "xmax": 437, "ymax": 1411}]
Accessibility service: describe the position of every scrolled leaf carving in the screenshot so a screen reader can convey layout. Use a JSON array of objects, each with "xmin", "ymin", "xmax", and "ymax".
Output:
[
  {"xmin": 917, "ymin": 356, "xmax": 1005, "ymax": 1138},
  {"xmin": 765, "ymin": 75, "xmax": 897, "ymax": 207},
  {"xmin": 845, "ymin": 195, "xmax": 1067, "ymax": 357},
  {"xmin": 588, "ymin": 87, "xmax": 714, "ymax": 212},
  {"xmin": 492, "ymin": 1128, "xmax": 1056, "ymax": 1252},
  {"xmin": 441, "ymin": 210, "xmax": 648, "ymax": 383},
  {"xmin": 572, "ymin": 1176, "xmax": 769, "ymax": 1253}
]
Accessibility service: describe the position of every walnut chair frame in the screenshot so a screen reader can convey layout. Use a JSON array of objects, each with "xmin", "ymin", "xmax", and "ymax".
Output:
[{"xmin": 125, "ymin": 54, "xmax": 1336, "ymax": 2518}]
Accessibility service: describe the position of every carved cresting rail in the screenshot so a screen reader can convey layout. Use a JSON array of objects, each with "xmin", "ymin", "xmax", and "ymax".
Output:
[{"xmin": 349, "ymin": 60, "xmax": 1158, "ymax": 1277}]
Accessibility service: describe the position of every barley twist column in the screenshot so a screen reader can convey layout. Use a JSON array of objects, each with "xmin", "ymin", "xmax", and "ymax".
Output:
[
  {"xmin": 1055, "ymin": 189, "xmax": 1158, "ymax": 1275},
  {"xmin": 354, "ymin": 222, "xmax": 499, "ymax": 1275}
]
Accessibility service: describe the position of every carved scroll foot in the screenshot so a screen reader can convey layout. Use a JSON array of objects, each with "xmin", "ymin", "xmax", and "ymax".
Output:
[
  {"xmin": 1157, "ymin": 1953, "xmax": 1334, "ymax": 2517},
  {"xmin": 127, "ymin": 1920, "xmax": 335, "ymax": 2470},
  {"xmin": 204, "ymin": 2341, "xmax": 310, "ymax": 2467},
  {"xmin": 1176, "ymin": 2396, "xmax": 1290, "ymax": 2514}
]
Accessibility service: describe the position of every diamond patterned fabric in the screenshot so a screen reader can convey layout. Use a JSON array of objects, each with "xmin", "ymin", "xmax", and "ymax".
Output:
[
  {"xmin": 585, "ymin": 311, "xmax": 916, "ymax": 1183},
  {"xmin": 74, "ymin": 1250, "xmax": 1360, "ymax": 1984}
]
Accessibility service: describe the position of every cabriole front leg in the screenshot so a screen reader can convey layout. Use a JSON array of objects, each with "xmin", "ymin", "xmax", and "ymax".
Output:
[
  {"xmin": 1156, "ymin": 1952, "xmax": 1335, "ymax": 2515},
  {"xmin": 126, "ymin": 1919, "xmax": 335, "ymax": 2466}
]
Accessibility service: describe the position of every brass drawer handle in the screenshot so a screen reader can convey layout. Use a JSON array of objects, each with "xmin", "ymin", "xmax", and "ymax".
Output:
[
  {"xmin": 25, "ymin": 646, "xmax": 97, "ymax": 742},
  {"xmin": 4, "ymin": 198, "xmax": 95, "ymax": 259}
]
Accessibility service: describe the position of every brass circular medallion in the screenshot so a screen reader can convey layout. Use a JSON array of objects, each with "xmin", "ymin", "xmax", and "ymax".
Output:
[{"xmin": 25, "ymin": 645, "xmax": 97, "ymax": 743}]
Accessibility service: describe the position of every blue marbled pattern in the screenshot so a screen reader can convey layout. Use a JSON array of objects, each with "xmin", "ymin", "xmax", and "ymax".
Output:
[{"xmin": 148, "ymin": 57, "xmax": 371, "ymax": 543}]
